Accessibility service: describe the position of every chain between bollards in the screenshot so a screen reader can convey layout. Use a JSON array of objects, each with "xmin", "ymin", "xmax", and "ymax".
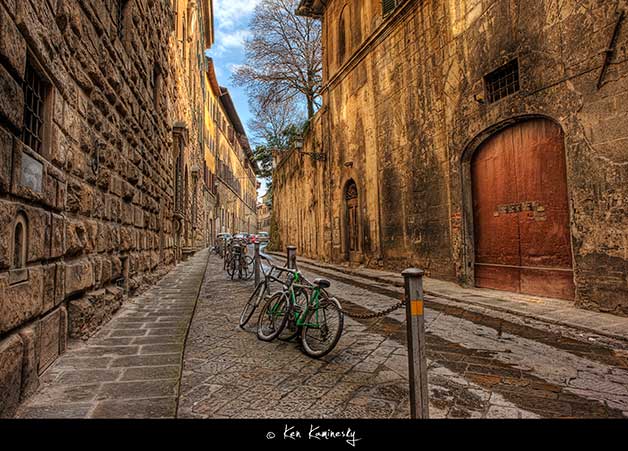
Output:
[{"xmin": 335, "ymin": 299, "xmax": 406, "ymax": 319}]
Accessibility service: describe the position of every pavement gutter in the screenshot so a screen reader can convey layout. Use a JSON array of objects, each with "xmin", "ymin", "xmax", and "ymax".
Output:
[{"xmin": 174, "ymin": 250, "xmax": 211, "ymax": 418}]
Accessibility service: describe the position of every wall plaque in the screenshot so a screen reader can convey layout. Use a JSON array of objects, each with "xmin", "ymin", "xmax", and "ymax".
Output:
[
  {"xmin": 495, "ymin": 201, "xmax": 542, "ymax": 215},
  {"xmin": 21, "ymin": 152, "xmax": 43, "ymax": 193}
]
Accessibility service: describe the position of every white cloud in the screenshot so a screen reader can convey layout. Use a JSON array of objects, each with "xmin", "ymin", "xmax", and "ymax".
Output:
[
  {"xmin": 213, "ymin": 0, "xmax": 261, "ymax": 30},
  {"xmin": 210, "ymin": 0, "xmax": 260, "ymax": 57},
  {"xmin": 215, "ymin": 28, "xmax": 251, "ymax": 54}
]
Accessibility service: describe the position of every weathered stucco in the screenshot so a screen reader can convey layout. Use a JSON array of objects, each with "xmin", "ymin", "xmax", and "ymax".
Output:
[{"xmin": 273, "ymin": 0, "xmax": 628, "ymax": 316}]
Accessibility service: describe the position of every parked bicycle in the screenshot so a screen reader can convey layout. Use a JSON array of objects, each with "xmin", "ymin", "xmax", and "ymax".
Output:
[
  {"xmin": 226, "ymin": 243, "xmax": 254, "ymax": 280},
  {"xmin": 256, "ymin": 266, "xmax": 344, "ymax": 358},
  {"xmin": 239, "ymin": 255, "xmax": 283, "ymax": 328},
  {"xmin": 223, "ymin": 237, "xmax": 247, "ymax": 270},
  {"xmin": 210, "ymin": 241, "xmax": 223, "ymax": 257}
]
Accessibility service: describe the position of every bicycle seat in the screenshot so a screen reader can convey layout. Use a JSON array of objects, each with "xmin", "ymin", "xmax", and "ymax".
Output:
[{"xmin": 314, "ymin": 278, "xmax": 331, "ymax": 289}]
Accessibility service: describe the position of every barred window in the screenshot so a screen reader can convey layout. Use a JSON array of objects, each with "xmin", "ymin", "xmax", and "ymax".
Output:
[
  {"xmin": 22, "ymin": 61, "xmax": 49, "ymax": 154},
  {"xmin": 485, "ymin": 59, "xmax": 520, "ymax": 104},
  {"xmin": 382, "ymin": 0, "xmax": 399, "ymax": 16},
  {"xmin": 114, "ymin": 0, "xmax": 130, "ymax": 39}
]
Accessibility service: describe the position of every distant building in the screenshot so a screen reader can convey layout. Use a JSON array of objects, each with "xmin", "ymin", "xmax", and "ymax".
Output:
[{"xmin": 257, "ymin": 191, "xmax": 272, "ymax": 233}]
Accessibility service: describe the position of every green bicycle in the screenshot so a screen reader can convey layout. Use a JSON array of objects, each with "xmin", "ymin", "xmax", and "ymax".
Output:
[{"xmin": 256, "ymin": 268, "xmax": 344, "ymax": 359}]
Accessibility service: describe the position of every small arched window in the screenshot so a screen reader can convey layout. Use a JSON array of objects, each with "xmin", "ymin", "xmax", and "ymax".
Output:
[
  {"xmin": 116, "ymin": 0, "xmax": 131, "ymax": 40},
  {"xmin": 153, "ymin": 64, "xmax": 163, "ymax": 109},
  {"xmin": 13, "ymin": 213, "xmax": 28, "ymax": 269}
]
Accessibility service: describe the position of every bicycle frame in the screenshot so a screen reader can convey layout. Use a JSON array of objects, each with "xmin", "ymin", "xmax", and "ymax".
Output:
[
  {"xmin": 284, "ymin": 273, "xmax": 323, "ymax": 329},
  {"xmin": 261, "ymin": 259, "xmax": 325, "ymax": 330}
]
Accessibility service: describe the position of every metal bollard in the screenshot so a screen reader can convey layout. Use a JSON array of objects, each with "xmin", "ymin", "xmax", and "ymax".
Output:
[
  {"xmin": 254, "ymin": 242, "xmax": 261, "ymax": 285},
  {"xmin": 402, "ymin": 268, "xmax": 429, "ymax": 419},
  {"xmin": 287, "ymin": 246, "xmax": 297, "ymax": 269}
]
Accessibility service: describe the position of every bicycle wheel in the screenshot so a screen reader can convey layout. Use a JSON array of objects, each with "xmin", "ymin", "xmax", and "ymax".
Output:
[
  {"xmin": 241, "ymin": 256, "xmax": 254, "ymax": 280},
  {"xmin": 278, "ymin": 288, "xmax": 308, "ymax": 341},
  {"xmin": 228, "ymin": 258, "xmax": 237, "ymax": 279},
  {"xmin": 257, "ymin": 292, "xmax": 290, "ymax": 342},
  {"xmin": 240, "ymin": 281, "xmax": 266, "ymax": 328},
  {"xmin": 301, "ymin": 297, "xmax": 344, "ymax": 359}
]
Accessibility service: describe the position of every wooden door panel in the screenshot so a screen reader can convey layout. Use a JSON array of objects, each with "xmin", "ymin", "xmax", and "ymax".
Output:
[
  {"xmin": 475, "ymin": 264, "xmax": 520, "ymax": 293},
  {"xmin": 473, "ymin": 119, "xmax": 575, "ymax": 300},
  {"xmin": 515, "ymin": 120, "xmax": 573, "ymax": 270},
  {"xmin": 473, "ymin": 130, "xmax": 520, "ymax": 267}
]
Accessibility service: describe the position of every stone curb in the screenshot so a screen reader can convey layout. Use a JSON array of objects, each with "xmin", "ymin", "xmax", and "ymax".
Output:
[{"xmin": 174, "ymin": 250, "xmax": 212, "ymax": 418}]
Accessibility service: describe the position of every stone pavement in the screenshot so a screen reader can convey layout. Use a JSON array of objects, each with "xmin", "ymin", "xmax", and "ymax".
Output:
[
  {"xmin": 14, "ymin": 250, "xmax": 209, "ymax": 419},
  {"xmin": 266, "ymin": 251, "xmax": 628, "ymax": 343},
  {"xmin": 178, "ymin": 253, "xmax": 628, "ymax": 419},
  {"xmin": 12, "ymin": 247, "xmax": 628, "ymax": 419}
]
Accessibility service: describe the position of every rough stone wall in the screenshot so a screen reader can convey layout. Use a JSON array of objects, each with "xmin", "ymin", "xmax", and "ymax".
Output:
[
  {"xmin": 272, "ymin": 113, "xmax": 327, "ymax": 258},
  {"xmin": 0, "ymin": 0, "xmax": 213, "ymax": 417},
  {"xmin": 273, "ymin": 0, "xmax": 628, "ymax": 315}
]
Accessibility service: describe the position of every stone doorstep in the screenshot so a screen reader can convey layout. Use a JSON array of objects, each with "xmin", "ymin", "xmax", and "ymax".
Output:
[{"xmin": 264, "ymin": 251, "xmax": 628, "ymax": 343}]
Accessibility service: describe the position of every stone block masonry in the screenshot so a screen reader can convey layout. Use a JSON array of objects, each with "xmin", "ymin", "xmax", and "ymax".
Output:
[
  {"xmin": 14, "ymin": 249, "xmax": 209, "ymax": 419},
  {"xmin": 0, "ymin": 0, "xmax": 215, "ymax": 416}
]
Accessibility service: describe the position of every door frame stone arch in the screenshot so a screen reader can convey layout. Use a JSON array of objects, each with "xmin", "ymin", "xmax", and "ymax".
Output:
[{"xmin": 458, "ymin": 114, "xmax": 576, "ymax": 290}]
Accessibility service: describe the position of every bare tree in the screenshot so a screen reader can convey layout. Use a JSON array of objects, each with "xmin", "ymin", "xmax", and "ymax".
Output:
[
  {"xmin": 233, "ymin": 0, "xmax": 322, "ymax": 119},
  {"xmin": 248, "ymin": 95, "xmax": 304, "ymax": 148},
  {"xmin": 248, "ymin": 95, "xmax": 307, "ymax": 182}
]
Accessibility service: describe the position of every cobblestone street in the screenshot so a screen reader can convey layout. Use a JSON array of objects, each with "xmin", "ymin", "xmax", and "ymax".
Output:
[
  {"xmin": 12, "ymin": 249, "xmax": 628, "ymax": 419},
  {"xmin": 179, "ymin": 251, "xmax": 628, "ymax": 419}
]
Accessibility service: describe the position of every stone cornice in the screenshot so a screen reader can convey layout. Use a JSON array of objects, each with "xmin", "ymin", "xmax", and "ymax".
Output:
[{"xmin": 296, "ymin": 0, "xmax": 326, "ymax": 18}]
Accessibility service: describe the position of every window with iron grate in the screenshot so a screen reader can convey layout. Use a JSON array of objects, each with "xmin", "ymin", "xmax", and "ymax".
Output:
[
  {"xmin": 22, "ymin": 60, "xmax": 50, "ymax": 154},
  {"xmin": 484, "ymin": 59, "xmax": 520, "ymax": 104},
  {"xmin": 114, "ymin": 0, "xmax": 130, "ymax": 39},
  {"xmin": 382, "ymin": 0, "xmax": 399, "ymax": 16}
]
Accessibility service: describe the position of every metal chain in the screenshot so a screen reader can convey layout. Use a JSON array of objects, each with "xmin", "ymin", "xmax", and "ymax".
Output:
[
  {"xmin": 333, "ymin": 299, "xmax": 407, "ymax": 320},
  {"xmin": 261, "ymin": 253, "xmax": 407, "ymax": 319}
]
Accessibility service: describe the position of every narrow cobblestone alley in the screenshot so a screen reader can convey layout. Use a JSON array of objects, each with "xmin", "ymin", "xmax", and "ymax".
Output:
[
  {"xmin": 178, "ymin": 252, "xmax": 628, "ymax": 419},
  {"xmin": 10, "ymin": 249, "xmax": 628, "ymax": 419}
]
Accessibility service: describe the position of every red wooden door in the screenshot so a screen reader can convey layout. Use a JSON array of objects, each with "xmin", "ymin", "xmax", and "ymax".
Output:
[{"xmin": 472, "ymin": 119, "xmax": 575, "ymax": 300}]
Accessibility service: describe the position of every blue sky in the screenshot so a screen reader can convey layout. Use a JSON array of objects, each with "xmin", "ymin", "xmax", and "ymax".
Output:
[{"xmin": 206, "ymin": 0, "xmax": 268, "ymax": 200}]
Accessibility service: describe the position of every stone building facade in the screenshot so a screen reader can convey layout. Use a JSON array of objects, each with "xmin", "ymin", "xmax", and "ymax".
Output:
[
  {"xmin": 213, "ymin": 87, "xmax": 258, "ymax": 236},
  {"xmin": 272, "ymin": 0, "xmax": 628, "ymax": 316},
  {"xmin": 203, "ymin": 59, "xmax": 258, "ymax": 239},
  {"xmin": 0, "ymin": 0, "xmax": 222, "ymax": 417}
]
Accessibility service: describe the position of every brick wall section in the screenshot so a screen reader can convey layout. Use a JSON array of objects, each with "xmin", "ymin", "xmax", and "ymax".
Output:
[
  {"xmin": 0, "ymin": 0, "xmax": 213, "ymax": 416},
  {"xmin": 273, "ymin": 0, "xmax": 628, "ymax": 315}
]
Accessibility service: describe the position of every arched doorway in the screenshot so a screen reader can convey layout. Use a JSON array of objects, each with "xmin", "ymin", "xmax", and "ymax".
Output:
[
  {"xmin": 471, "ymin": 118, "xmax": 574, "ymax": 300},
  {"xmin": 344, "ymin": 180, "xmax": 359, "ymax": 262}
]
